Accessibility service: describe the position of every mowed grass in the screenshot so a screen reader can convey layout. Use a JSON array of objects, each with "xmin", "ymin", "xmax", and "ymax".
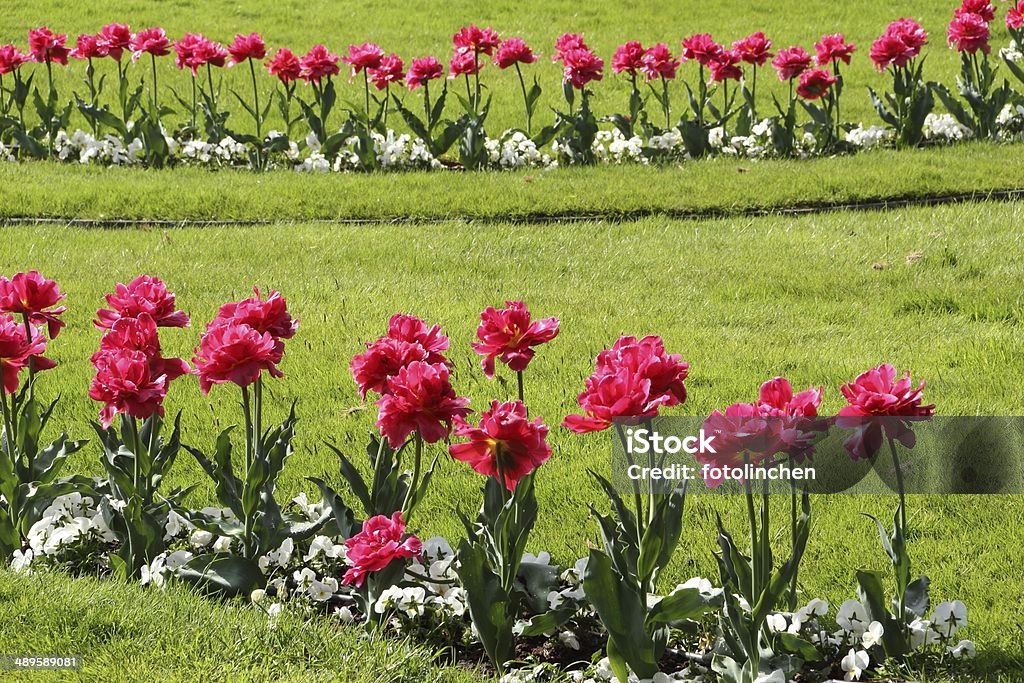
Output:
[
  {"xmin": 3, "ymin": 142, "xmax": 1024, "ymax": 223},
  {"xmin": 2, "ymin": 202, "xmax": 1024, "ymax": 679},
  {"xmin": 0, "ymin": 568, "xmax": 483, "ymax": 682},
  {"xmin": 0, "ymin": 0, "xmax": 1011, "ymax": 138}
]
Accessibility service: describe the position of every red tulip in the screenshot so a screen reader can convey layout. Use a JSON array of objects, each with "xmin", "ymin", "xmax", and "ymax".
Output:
[
  {"xmin": 448, "ymin": 48, "xmax": 479, "ymax": 78},
  {"xmin": 552, "ymin": 33, "xmax": 588, "ymax": 62},
  {"xmin": 343, "ymin": 42, "xmax": 384, "ymax": 80},
  {"xmin": 772, "ymin": 46, "xmax": 812, "ymax": 81},
  {"xmin": 815, "ymin": 33, "xmax": 856, "ymax": 66},
  {"xmin": 0, "ymin": 315, "xmax": 55, "ymax": 395},
  {"xmin": 472, "ymin": 300, "xmax": 559, "ymax": 379},
  {"xmin": 948, "ymin": 12, "xmax": 991, "ymax": 54},
  {"xmin": 640, "ymin": 43, "xmax": 680, "ymax": 81},
  {"xmin": 28, "ymin": 27, "xmax": 69, "ymax": 65},
  {"xmin": 0, "ymin": 45, "xmax": 30, "ymax": 75},
  {"xmin": 612, "ymin": 41, "xmax": 645, "ymax": 75},
  {"xmin": 95, "ymin": 275, "xmax": 190, "ymax": 330},
  {"xmin": 1010, "ymin": 2, "xmax": 1024, "ymax": 30},
  {"xmin": 192, "ymin": 319, "xmax": 284, "ymax": 395},
  {"xmin": 956, "ymin": 0, "xmax": 995, "ymax": 22},
  {"xmin": 215, "ymin": 288, "xmax": 297, "ymax": 342},
  {"xmin": 342, "ymin": 512, "xmax": 421, "ymax": 588},
  {"xmin": 450, "ymin": 400, "xmax": 551, "ymax": 490},
  {"xmin": 89, "ymin": 348, "xmax": 168, "ymax": 428},
  {"xmin": 368, "ymin": 53, "xmax": 405, "ymax": 90},
  {"xmin": 561, "ymin": 47, "xmax": 603, "ymax": 89},
  {"xmin": 681, "ymin": 34, "xmax": 724, "ymax": 67},
  {"xmin": 375, "ymin": 361, "xmax": 470, "ymax": 448},
  {"xmin": 98, "ymin": 23, "xmax": 132, "ymax": 61},
  {"xmin": 870, "ymin": 18, "xmax": 927, "ymax": 71},
  {"xmin": 92, "ymin": 313, "xmax": 189, "ymax": 383},
  {"xmin": 452, "ymin": 25, "xmax": 500, "ymax": 56},
  {"xmin": 0, "ymin": 271, "xmax": 67, "ymax": 339},
  {"xmin": 405, "ymin": 56, "xmax": 444, "ymax": 89},
  {"xmin": 227, "ymin": 32, "xmax": 266, "ymax": 64},
  {"xmin": 299, "ymin": 44, "xmax": 340, "ymax": 84},
  {"xmin": 266, "ymin": 47, "xmax": 301, "ymax": 83},
  {"xmin": 732, "ymin": 32, "xmax": 773, "ymax": 66},
  {"xmin": 495, "ymin": 37, "xmax": 538, "ymax": 69},
  {"xmin": 70, "ymin": 34, "xmax": 106, "ymax": 60},
  {"xmin": 130, "ymin": 27, "xmax": 171, "ymax": 62},
  {"xmin": 796, "ymin": 67, "xmax": 837, "ymax": 100},
  {"xmin": 563, "ymin": 335, "xmax": 688, "ymax": 433},
  {"xmin": 708, "ymin": 49, "xmax": 743, "ymax": 83}
]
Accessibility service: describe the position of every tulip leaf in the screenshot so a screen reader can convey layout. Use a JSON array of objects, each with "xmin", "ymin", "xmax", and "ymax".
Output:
[
  {"xmin": 516, "ymin": 605, "xmax": 578, "ymax": 637},
  {"xmin": 178, "ymin": 553, "xmax": 264, "ymax": 597},
  {"xmin": 454, "ymin": 539, "xmax": 515, "ymax": 673},
  {"xmin": 646, "ymin": 587, "xmax": 712, "ymax": 626},
  {"xmin": 583, "ymin": 548, "xmax": 659, "ymax": 679}
]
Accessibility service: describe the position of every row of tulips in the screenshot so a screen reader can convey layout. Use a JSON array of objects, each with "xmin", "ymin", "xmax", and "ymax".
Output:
[
  {"xmin": 0, "ymin": 271, "xmax": 974, "ymax": 682},
  {"xmin": 3, "ymin": 1, "xmax": 1024, "ymax": 169}
]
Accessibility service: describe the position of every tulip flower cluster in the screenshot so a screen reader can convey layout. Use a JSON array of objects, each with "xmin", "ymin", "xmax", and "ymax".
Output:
[
  {"xmin": 3, "ymin": 1, "xmax": 1024, "ymax": 171},
  {"xmin": 0, "ymin": 270, "xmax": 980, "ymax": 682}
]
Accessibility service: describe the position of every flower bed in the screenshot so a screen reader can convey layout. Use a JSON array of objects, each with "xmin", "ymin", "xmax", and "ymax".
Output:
[
  {"xmin": 0, "ymin": 270, "xmax": 982, "ymax": 683},
  {"xmin": 2, "ymin": 1, "xmax": 1024, "ymax": 171}
]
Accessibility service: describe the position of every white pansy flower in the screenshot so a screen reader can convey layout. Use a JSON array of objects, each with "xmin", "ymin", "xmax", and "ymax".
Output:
[
  {"xmin": 861, "ymin": 620, "xmax": 884, "ymax": 648},
  {"xmin": 558, "ymin": 630, "xmax": 581, "ymax": 650},
  {"xmin": 836, "ymin": 599, "xmax": 870, "ymax": 635},
  {"xmin": 753, "ymin": 670, "xmax": 786, "ymax": 683},
  {"xmin": 190, "ymin": 529, "xmax": 214, "ymax": 547},
  {"xmin": 931, "ymin": 600, "xmax": 968, "ymax": 638},
  {"xmin": 841, "ymin": 648, "xmax": 869, "ymax": 681},
  {"xmin": 948, "ymin": 639, "xmax": 976, "ymax": 659},
  {"xmin": 292, "ymin": 568, "xmax": 316, "ymax": 590}
]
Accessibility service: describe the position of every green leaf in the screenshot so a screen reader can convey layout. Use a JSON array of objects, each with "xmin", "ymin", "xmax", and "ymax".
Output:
[
  {"xmin": 646, "ymin": 587, "xmax": 713, "ymax": 626},
  {"xmin": 776, "ymin": 632, "xmax": 822, "ymax": 661},
  {"xmin": 516, "ymin": 605, "xmax": 578, "ymax": 637},
  {"xmin": 306, "ymin": 476, "xmax": 359, "ymax": 539},
  {"xmin": 454, "ymin": 539, "xmax": 515, "ymax": 673},
  {"xmin": 905, "ymin": 576, "xmax": 931, "ymax": 619},
  {"xmin": 177, "ymin": 553, "xmax": 264, "ymax": 597},
  {"xmin": 583, "ymin": 549, "xmax": 659, "ymax": 680}
]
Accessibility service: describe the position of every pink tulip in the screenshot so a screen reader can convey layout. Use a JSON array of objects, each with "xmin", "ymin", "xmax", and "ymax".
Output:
[
  {"xmin": 28, "ymin": 27, "xmax": 69, "ymax": 65},
  {"xmin": 342, "ymin": 512, "xmax": 421, "ymax": 588},
  {"xmin": 472, "ymin": 300, "xmax": 559, "ymax": 379},
  {"xmin": 450, "ymin": 400, "xmax": 551, "ymax": 490},
  {"xmin": 375, "ymin": 360, "xmax": 470, "ymax": 448},
  {"xmin": 405, "ymin": 56, "xmax": 443, "ymax": 89},
  {"xmin": 0, "ymin": 271, "xmax": 67, "ymax": 338},
  {"xmin": 227, "ymin": 32, "xmax": 266, "ymax": 64}
]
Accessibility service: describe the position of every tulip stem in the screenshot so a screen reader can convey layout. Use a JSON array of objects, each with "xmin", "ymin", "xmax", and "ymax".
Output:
[
  {"xmin": 887, "ymin": 437, "xmax": 907, "ymax": 533},
  {"xmin": 751, "ymin": 65, "xmax": 758, "ymax": 122},
  {"xmin": 788, "ymin": 476, "xmax": 799, "ymax": 610},
  {"xmin": 615, "ymin": 424, "xmax": 645, "ymax": 543},
  {"xmin": 402, "ymin": 432, "xmax": 423, "ymax": 523},
  {"xmin": 150, "ymin": 53, "xmax": 159, "ymax": 116},
  {"xmin": 743, "ymin": 453, "xmax": 758, "ymax": 593},
  {"xmin": 0, "ymin": 388, "xmax": 14, "ymax": 460},
  {"xmin": 516, "ymin": 371, "xmax": 524, "ymax": 404},
  {"xmin": 514, "ymin": 63, "xmax": 531, "ymax": 134},
  {"xmin": 363, "ymin": 69, "xmax": 371, "ymax": 129},
  {"xmin": 248, "ymin": 58, "xmax": 262, "ymax": 140},
  {"xmin": 240, "ymin": 385, "xmax": 254, "ymax": 472}
]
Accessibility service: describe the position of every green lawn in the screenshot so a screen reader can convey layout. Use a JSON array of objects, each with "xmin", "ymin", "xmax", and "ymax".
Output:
[
  {"xmin": 0, "ymin": 0, "xmax": 1015, "ymax": 137},
  {"xmin": 2, "ymin": 201, "xmax": 1024, "ymax": 679},
  {"xmin": 3, "ymin": 142, "xmax": 1024, "ymax": 223}
]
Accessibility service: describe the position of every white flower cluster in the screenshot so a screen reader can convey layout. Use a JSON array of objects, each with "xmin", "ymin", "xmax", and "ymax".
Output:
[
  {"xmin": 486, "ymin": 130, "xmax": 550, "ymax": 169},
  {"xmin": 845, "ymin": 125, "xmax": 895, "ymax": 149},
  {"xmin": 592, "ymin": 129, "xmax": 646, "ymax": 165},
  {"xmin": 996, "ymin": 103, "xmax": 1024, "ymax": 139},
  {"xmin": 179, "ymin": 136, "xmax": 251, "ymax": 166},
  {"xmin": 647, "ymin": 128, "xmax": 685, "ymax": 154},
  {"xmin": 52, "ymin": 129, "xmax": 145, "ymax": 165},
  {"xmin": 924, "ymin": 113, "xmax": 974, "ymax": 142},
  {"xmin": 140, "ymin": 549, "xmax": 194, "ymax": 589},
  {"xmin": 297, "ymin": 129, "xmax": 439, "ymax": 173},
  {"xmin": 719, "ymin": 118, "xmax": 774, "ymax": 159},
  {"xmin": 18, "ymin": 492, "xmax": 115, "ymax": 572}
]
